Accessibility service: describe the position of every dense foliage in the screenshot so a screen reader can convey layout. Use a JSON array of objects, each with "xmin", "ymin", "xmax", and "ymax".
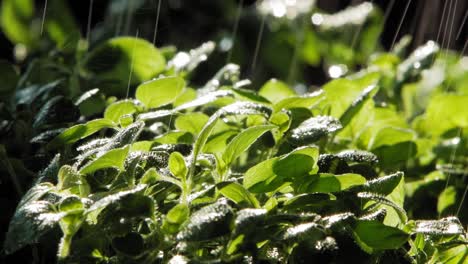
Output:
[{"xmin": 0, "ymin": 0, "xmax": 467, "ymax": 263}]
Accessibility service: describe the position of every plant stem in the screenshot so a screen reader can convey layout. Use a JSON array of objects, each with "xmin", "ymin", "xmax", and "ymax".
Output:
[{"xmin": 58, "ymin": 234, "xmax": 73, "ymax": 259}]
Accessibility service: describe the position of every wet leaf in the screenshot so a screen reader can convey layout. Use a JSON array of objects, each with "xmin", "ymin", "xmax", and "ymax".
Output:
[
  {"xmin": 48, "ymin": 119, "xmax": 117, "ymax": 149},
  {"xmin": 408, "ymin": 217, "xmax": 464, "ymax": 236},
  {"xmin": 79, "ymin": 145, "xmax": 129, "ymax": 175},
  {"xmin": 4, "ymin": 183, "xmax": 61, "ymax": 254},
  {"xmin": 177, "ymin": 200, "xmax": 233, "ymax": 241},
  {"xmin": 289, "ymin": 116, "xmax": 342, "ymax": 144},
  {"xmin": 273, "ymin": 90, "xmax": 324, "ymax": 113},
  {"xmin": 339, "ymin": 85, "xmax": 378, "ymax": 128}
]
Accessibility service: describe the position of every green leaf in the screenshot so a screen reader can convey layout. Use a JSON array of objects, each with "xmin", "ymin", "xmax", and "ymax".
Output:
[
  {"xmin": 282, "ymin": 222, "xmax": 324, "ymax": 241},
  {"xmin": 175, "ymin": 112, "xmax": 209, "ymax": 136},
  {"xmin": 419, "ymin": 94, "xmax": 468, "ymax": 136},
  {"xmin": 4, "ymin": 183, "xmax": 61, "ymax": 254},
  {"xmin": 357, "ymin": 192, "xmax": 407, "ymax": 223},
  {"xmin": 289, "ymin": 116, "xmax": 342, "ymax": 144},
  {"xmin": 85, "ymin": 185, "xmax": 148, "ymax": 224},
  {"xmin": 85, "ymin": 37, "xmax": 166, "ymax": 95},
  {"xmin": 140, "ymin": 168, "xmax": 181, "ymax": 187},
  {"xmin": 190, "ymin": 102, "xmax": 272, "ymax": 177},
  {"xmin": 32, "ymin": 96, "xmax": 79, "ymax": 128},
  {"xmin": 437, "ymin": 186, "xmax": 457, "ymax": 215},
  {"xmin": 244, "ymin": 146, "xmax": 318, "ymax": 193},
  {"xmin": 273, "ymin": 90, "xmax": 324, "ymax": 113},
  {"xmin": 169, "ymin": 152, "xmax": 187, "ymax": 180},
  {"xmin": 429, "ymin": 243, "xmax": 467, "ymax": 264},
  {"xmin": 408, "ymin": 217, "xmax": 464, "ymax": 236},
  {"xmin": 48, "ymin": 118, "xmax": 116, "ymax": 149},
  {"xmin": 79, "ymin": 145, "xmax": 129, "ymax": 175},
  {"xmin": 233, "ymin": 209, "xmax": 267, "ymax": 235},
  {"xmin": 168, "ymin": 41, "xmax": 215, "ymax": 73},
  {"xmin": 370, "ymin": 127, "xmax": 415, "ymax": 150},
  {"xmin": 57, "ymin": 165, "xmax": 81, "ymax": 190},
  {"xmin": 321, "ymin": 77, "xmax": 378, "ymax": 118},
  {"xmin": 283, "ymin": 193, "xmax": 336, "ymax": 211},
  {"xmin": 177, "ymin": 200, "xmax": 233, "ymax": 241},
  {"xmin": 0, "ymin": 0, "xmax": 35, "ymax": 46},
  {"xmin": 217, "ymin": 182, "xmax": 260, "ymax": 208},
  {"xmin": 222, "ymin": 125, "xmax": 276, "ymax": 166},
  {"xmin": 339, "ymin": 85, "xmax": 378, "ymax": 128},
  {"xmin": 259, "ymin": 79, "xmax": 296, "ymax": 103},
  {"xmin": 397, "ymin": 41, "xmax": 439, "ymax": 83},
  {"xmin": 104, "ymin": 100, "xmax": 137, "ymax": 123},
  {"xmin": 135, "ymin": 76, "xmax": 185, "ymax": 109},
  {"xmin": 155, "ymin": 131, "xmax": 193, "ymax": 144},
  {"xmin": 353, "ymin": 220, "xmax": 409, "ymax": 250},
  {"xmin": 295, "ymin": 173, "xmax": 366, "ymax": 193},
  {"xmin": 166, "ymin": 204, "xmax": 190, "ymax": 225},
  {"xmin": 44, "ymin": 0, "xmax": 80, "ymax": 50},
  {"xmin": 360, "ymin": 172, "xmax": 404, "ymax": 196}
]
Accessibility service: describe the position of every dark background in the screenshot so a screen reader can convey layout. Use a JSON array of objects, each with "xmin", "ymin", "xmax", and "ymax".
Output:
[{"xmin": 0, "ymin": 0, "xmax": 466, "ymax": 62}]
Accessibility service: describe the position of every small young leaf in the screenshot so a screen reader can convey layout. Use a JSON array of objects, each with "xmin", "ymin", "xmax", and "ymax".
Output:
[
  {"xmin": 217, "ymin": 182, "xmax": 260, "ymax": 208},
  {"xmin": 136, "ymin": 76, "xmax": 185, "ymax": 109},
  {"xmin": 437, "ymin": 186, "xmax": 457, "ymax": 215},
  {"xmin": 169, "ymin": 151, "xmax": 187, "ymax": 180},
  {"xmin": 166, "ymin": 204, "xmax": 190, "ymax": 225},
  {"xmin": 222, "ymin": 125, "xmax": 276, "ymax": 166},
  {"xmin": 57, "ymin": 165, "xmax": 81, "ymax": 190},
  {"xmin": 104, "ymin": 100, "xmax": 137, "ymax": 123}
]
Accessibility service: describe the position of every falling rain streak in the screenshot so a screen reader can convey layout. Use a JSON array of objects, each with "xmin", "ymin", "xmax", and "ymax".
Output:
[
  {"xmin": 126, "ymin": 29, "xmax": 139, "ymax": 99},
  {"xmin": 40, "ymin": 0, "xmax": 48, "ymax": 35},
  {"xmin": 390, "ymin": 0, "xmax": 412, "ymax": 50},
  {"xmin": 152, "ymin": 0, "xmax": 162, "ymax": 45}
]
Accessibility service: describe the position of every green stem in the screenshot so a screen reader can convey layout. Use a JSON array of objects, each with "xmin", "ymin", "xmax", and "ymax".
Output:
[{"xmin": 58, "ymin": 234, "xmax": 73, "ymax": 259}]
